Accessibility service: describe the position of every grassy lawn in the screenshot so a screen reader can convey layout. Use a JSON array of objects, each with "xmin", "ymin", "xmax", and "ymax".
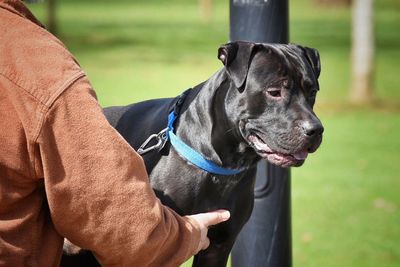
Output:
[
  {"xmin": 293, "ymin": 111, "xmax": 400, "ymax": 267},
  {"xmin": 28, "ymin": 0, "xmax": 400, "ymax": 266}
]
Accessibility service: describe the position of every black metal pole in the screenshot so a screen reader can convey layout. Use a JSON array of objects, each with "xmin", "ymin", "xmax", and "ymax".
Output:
[{"xmin": 230, "ymin": 1, "xmax": 291, "ymax": 267}]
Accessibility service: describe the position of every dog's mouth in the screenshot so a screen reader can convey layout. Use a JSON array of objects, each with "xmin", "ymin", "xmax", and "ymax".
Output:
[{"xmin": 246, "ymin": 133, "xmax": 308, "ymax": 168}]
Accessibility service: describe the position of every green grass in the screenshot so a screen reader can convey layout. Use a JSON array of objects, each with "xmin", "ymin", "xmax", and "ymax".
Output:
[
  {"xmin": 27, "ymin": 0, "xmax": 400, "ymax": 266},
  {"xmin": 293, "ymin": 111, "xmax": 400, "ymax": 267}
]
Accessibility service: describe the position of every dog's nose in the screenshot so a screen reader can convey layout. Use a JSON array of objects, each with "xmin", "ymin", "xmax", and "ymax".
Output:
[{"xmin": 301, "ymin": 120, "xmax": 324, "ymax": 138}]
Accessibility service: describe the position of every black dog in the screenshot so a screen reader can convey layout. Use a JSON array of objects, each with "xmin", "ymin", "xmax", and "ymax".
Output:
[{"xmin": 61, "ymin": 41, "xmax": 323, "ymax": 267}]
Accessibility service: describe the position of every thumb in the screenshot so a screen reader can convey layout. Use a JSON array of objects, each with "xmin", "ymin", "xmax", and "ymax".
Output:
[{"xmin": 197, "ymin": 210, "xmax": 231, "ymax": 227}]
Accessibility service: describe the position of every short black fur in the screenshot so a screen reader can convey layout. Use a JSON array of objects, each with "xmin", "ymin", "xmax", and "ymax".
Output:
[{"xmin": 61, "ymin": 41, "xmax": 323, "ymax": 267}]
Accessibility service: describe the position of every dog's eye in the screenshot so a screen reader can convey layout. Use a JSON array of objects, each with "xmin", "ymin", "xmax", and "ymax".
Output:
[{"xmin": 266, "ymin": 89, "xmax": 282, "ymax": 98}]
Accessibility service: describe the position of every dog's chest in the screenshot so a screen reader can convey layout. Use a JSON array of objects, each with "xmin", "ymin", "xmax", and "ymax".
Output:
[{"xmin": 148, "ymin": 150, "xmax": 248, "ymax": 214}]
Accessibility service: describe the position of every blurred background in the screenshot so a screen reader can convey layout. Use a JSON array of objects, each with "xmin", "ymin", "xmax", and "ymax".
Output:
[{"xmin": 28, "ymin": 0, "xmax": 399, "ymax": 266}]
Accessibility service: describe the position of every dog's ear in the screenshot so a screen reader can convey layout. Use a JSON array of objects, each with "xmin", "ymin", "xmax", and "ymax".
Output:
[
  {"xmin": 302, "ymin": 46, "xmax": 321, "ymax": 79},
  {"xmin": 218, "ymin": 41, "xmax": 257, "ymax": 92}
]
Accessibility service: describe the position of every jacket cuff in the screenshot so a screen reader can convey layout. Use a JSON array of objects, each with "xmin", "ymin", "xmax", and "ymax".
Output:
[{"xmin": 182, "ymin": 215, "xmax": 202, "ymax": 259}]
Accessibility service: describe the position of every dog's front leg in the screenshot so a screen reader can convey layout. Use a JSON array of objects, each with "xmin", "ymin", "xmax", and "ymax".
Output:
[{"xmin": 192, "ymin": 238, "xmax": 235, "ymax": 267}]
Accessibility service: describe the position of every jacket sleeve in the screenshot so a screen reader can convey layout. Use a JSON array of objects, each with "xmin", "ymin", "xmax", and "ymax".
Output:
[{"xmin": 37, "ymin": 76, "xmax": 201, "ymax": 267}]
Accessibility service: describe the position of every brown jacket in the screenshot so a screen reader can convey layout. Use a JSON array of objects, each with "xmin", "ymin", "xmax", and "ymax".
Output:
[{"xmin": 0, "ymin": 1, "xmax": 200, "ymax": 266}]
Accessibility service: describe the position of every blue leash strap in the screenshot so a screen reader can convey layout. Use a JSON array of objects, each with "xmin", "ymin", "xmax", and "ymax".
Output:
[{"xmin": 167, "ymin": 112, "xmax": 244, "ymax": 176}]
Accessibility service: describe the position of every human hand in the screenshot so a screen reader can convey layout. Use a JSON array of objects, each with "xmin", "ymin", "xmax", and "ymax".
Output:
[{"xmin": 186, "ymin": 209, "xmax": 230, "ymax": 254}]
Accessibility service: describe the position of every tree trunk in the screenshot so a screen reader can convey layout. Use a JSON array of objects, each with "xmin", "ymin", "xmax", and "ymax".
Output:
[
  {"xmin": 350, "ymin": 0, "xmax": 375, "ymax": 104},
  {"xmin": 47, "ymin": 0, "xmax": 57, "ymax": 35},
  {"xmin": 199, "ymin": 0, "xmax": 212, "ymax": 23}
]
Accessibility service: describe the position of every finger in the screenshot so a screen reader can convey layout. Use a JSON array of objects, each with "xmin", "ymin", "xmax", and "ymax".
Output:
[
  {"xmin": 202, "ymin": 237, "xmax": 210, "ymax": 250},
  {"xmin": 200, "ymin": 210, "xmax": 230, "ymax": 227}
]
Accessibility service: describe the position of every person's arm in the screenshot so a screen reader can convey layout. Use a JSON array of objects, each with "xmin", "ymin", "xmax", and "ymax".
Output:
[{"xmin": 38, "ymin": 76, "xmax": 221, "ymax": 266}]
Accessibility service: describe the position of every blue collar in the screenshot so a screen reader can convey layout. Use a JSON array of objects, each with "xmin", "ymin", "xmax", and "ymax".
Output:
[{"xmin": 166, "ymin": 111, "xmax": 245, "ymax": 176}]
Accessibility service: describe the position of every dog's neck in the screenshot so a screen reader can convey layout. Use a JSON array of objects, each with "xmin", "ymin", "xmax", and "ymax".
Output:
[{"xmin": 175, "ymin": 70, "xmax": 260, "ymax": 170}]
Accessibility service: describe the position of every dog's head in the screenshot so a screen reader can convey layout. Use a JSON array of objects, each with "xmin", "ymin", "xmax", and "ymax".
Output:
[{"xmin": 218, "ymin": 41, "xmax": 323, "ymax": 167}]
